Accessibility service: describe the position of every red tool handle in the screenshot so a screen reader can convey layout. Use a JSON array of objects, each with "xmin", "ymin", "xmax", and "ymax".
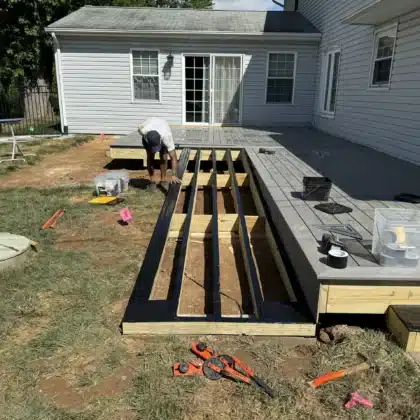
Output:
[
  {"xmin": 309, "ymin": 370, "xmax": 346, "ymax": 389},
  {"xmin": 49, "ymin": 210, "xmax": 65, "ymax": 228},
  {"xmin": 42, "ymin": 210, "xmax": 62, "ymax": 230},
  {"xmin": 309, "ymin": 363, "xmax": 370, "ymax": 389}
]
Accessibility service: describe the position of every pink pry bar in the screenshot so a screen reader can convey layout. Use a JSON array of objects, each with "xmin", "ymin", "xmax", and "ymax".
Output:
[{"xmin": 345, "ymin": 392, "xmax": 373, "ymax": 409}]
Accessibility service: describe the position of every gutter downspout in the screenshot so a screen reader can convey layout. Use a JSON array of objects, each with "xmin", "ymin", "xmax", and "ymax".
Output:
[{"xmin": 51, "ymin": 32, "xmax": 68, "ymax": 134}]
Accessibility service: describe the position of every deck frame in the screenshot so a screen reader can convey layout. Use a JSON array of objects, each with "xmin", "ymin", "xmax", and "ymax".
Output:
[
  {"xmin": 114, "ymin": 126, "xmax": 420, "ymax": 325},
  {"xmin": 122, "ymin": 148, "xmax": 315, "ymax": 335}
]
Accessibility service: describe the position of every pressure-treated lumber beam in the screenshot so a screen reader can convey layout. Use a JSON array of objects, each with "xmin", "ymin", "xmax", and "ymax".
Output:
[
  {"xmin": 324, "ymin": 285, "xmax": 420, "ymax": 314},
  {"xmin": 182, "ymin": 173, "xmax": 249, "ymax": 187},
  {"xmin": 169, "ymin": 214, "xmax": 265, "ymax": 237},
  {"xmin": 240, "ymin": 150, "xmax": 297, "ymax": 303},
  {"xmin": 123, "ymin": 321, "xmax": 316, "ymax": 336},
  {"xmin": 227, "ymin": 150, "xmax": 264, "ymax": 319},
  {"xmin": 387, "ymin": 306, "xmax": 420, "ymax": 352},
  {"xmin": 123, "ymin": 149, "xmax": 190, "ymax": 321},
  {"xmin": 173, "ymin": 150, "xmax": 201, "ymax": 317},
  {"xmin": 110, "ymin": 147, "xmax": 240, "ymax": 161},
  {"xmin": 211, "ymin": 149, "xmax": 222, "ymax": 321}
]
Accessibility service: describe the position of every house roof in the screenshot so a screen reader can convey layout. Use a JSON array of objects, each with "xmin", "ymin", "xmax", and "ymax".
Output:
[{"xmin": 46, "ymin": 6, "xmax": 320, "ymax": 38}]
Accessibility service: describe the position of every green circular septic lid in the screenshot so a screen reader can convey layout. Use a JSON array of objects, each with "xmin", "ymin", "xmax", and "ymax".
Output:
[{"xmin": 0, "ymin": 233, "xmax": 31, "ymax": 264}]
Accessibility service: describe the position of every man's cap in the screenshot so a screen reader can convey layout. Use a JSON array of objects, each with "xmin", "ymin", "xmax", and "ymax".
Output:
[{"xmin": 142, "ymin": 130, "xmax": 162, "ymax": 153}]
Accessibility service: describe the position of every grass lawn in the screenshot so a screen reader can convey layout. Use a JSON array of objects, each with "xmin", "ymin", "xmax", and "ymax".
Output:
[
  {"xmin": 0, "ymin": 141, "xmax": 419, "ymax": 419},
  {"xmin": 0, "ymin": 136, "xmax": 93, "ymax": 177}
]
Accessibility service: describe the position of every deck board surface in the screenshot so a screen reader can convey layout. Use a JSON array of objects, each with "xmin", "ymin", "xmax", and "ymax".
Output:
[
  {"xmin": 246, "ymin": 146, "xmax": 420, "ymax": 284},
  {"xmin": 112, "ymin": 127, "xmax": 285, "ymax": 149}
]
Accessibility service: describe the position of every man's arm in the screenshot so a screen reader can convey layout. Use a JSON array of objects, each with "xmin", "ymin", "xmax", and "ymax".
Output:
[
  {"xmin": 168, "ymin": 150, "xmax": 181, "ymax": 184},
  {"xmin": 146, "ymin": 150, "xmax": 156, "ymax": 182}
]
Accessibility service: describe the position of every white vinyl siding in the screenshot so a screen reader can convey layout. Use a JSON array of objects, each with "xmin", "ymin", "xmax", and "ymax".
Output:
[
  {"xmin": 131, "ymin": 50, "xmax": 160, "ymax": 101},
  {"xmin": 371, "ymin": 23, "xmax": 397, "ymax": 87},
  {"xmin": 299, "ymin": 0, "xmax": 420, "ymax": 165},
  {"xmin": 320, "ymin": 49, "xmax": 341, "ymax": 116},
  {"xmin": 58, "ymin": 37, "xmax": 318, "ymax": 133},
  {"xmin": 266, "ymin": 52, "xmax": 296, "ymax": 103}
]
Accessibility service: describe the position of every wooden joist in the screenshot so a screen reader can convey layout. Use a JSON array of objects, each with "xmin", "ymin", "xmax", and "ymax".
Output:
[
  {"xmin": 173, "ymin": 151, "xmax": 201, "ymax": 317},
  {"xmin": 211, "ymin": 149, "xmax": 222, "ymax": 321},
  {"xmin": 240, "ymin": 150, "xmax": 297, "ymax": 303},
  {"xmin": 182, "ymin": 173, "xmax": 249, "ymax": 187},
  {"xmin": 110, "ymin": 147, "xmax": 240, "ymax": 161},
  {"xmin": 168, "ymin": 214, "xmax": 265, "ymax": 237},
  {"xmin": 227, "ymin": 150, "xmax": 264, "ymax": 319}
]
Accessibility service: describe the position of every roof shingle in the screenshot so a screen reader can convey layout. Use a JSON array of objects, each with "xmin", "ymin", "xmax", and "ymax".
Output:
[{"xmin": 47, "ymin": 6, "xmax": 320, "ymax": 34}]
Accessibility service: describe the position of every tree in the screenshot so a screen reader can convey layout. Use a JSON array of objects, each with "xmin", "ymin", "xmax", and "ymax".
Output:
[{"xmin": 0, "ymin": 0, "xmax": 213, "ymax": 90}]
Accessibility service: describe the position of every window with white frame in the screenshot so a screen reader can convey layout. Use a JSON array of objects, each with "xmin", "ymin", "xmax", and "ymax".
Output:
[
  {"xmin": 132, "ymin": 51, "xmax": 160, "ymax": 101},
  {"xmin": 371, "ymin": 23, "xmax": 397, "ymax": 87},
  {"xmin": 320, "ymin": 49, "xmax": 341, "ymax": 116},
  {"xmin": 266, "ymin": 53, "xmax": 296, "ymax": 103}
]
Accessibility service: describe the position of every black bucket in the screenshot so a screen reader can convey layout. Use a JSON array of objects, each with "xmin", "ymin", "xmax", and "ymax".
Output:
[{"xmin": 302, "ymin": 177, "xmax": 332, "ymax": 201}]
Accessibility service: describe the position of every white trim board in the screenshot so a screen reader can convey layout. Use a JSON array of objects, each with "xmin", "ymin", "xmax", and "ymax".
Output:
[
  {"xmin": 52, "ymin": 32, "xmax": 67, "ymax": 133},
  {"xmin": 45, "ymin": 28, "xmax": 322, "ymax": 42},
  {"xmin": 319, "ymin": 47, "xmax": 341, "ymax": 119}
]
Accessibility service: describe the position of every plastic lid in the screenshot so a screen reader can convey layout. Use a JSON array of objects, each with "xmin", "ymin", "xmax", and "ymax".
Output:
[{"xmin": 0, "ymin": 233, "xmax": 31, "ymax": 262}]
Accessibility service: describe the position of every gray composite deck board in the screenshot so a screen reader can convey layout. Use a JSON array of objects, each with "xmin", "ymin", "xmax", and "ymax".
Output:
[
  {"xmin": 246, "ymin": 144, "xmax": 420, "ymax": 290},
  {"xmin": 112, "ymin": 127, "xmax": 287, "ymax": 149}
]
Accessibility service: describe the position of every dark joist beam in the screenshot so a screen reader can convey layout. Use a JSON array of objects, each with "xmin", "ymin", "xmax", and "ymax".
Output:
[
  {"xmin": 123, "ymin": 149, "xmax": 191, "ymax": 322},
  {"xmin": 171, "ymin": 150, "xmax": 201, "ymax": 317},
  {"xmin": 226, "ymin": 150, "xmax": 264, "ymax": 319},
  {"xmin": 211, "ymin": 149, "xmax": 222, "ymax": 321}
]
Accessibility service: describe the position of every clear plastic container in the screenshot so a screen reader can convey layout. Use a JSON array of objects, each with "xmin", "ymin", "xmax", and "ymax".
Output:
[
  {"xmin": 372, "ymin": 208, "xmax": 420, "ymax": 268},
  {"xmin": 94, "ymin": 170, "xmax": 130, "ymax": 196}
]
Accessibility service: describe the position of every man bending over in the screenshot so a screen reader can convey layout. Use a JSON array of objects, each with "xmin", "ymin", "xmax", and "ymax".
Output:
[{"xmin": 138, "ymin": 117, "xmax": 181, "ymax": 191}]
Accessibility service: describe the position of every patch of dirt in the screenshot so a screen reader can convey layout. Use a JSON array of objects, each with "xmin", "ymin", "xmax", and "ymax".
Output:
[
  {"xmin": 280, "ymin": 354, "xmax": 314, "ymax": 381},
  {"xmin": 39, "ymin": 376, "xmax": 85, "ymax": 410},
  {"xmin": 39, "ymin": 366, "xmax": 136, "ymax": 410},
  {"xmin": 87, "ymin": 365, "xmax": 136, "ymax": 399},
  {"xmin": 1, "ymin": 136, "xmax": 148, "ymax": 188}
]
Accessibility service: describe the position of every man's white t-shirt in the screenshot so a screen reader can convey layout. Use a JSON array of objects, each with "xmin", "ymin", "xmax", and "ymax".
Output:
[{"xmin": 138, "ymin": 118, "xmax": 175, "ymax": 152}]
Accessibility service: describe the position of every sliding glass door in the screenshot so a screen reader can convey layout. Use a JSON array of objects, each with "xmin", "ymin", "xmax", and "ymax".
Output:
[
  {"xmin": 185, "ymin": 56, "xmax": 211, "ymax": 123},
  {"xmin": 184, "ymin": 54, "xmax": 243, "ymax": 125},
  {"xmin": 211, "ymin": 56, "xmax": 242, "ymax": 125}
]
